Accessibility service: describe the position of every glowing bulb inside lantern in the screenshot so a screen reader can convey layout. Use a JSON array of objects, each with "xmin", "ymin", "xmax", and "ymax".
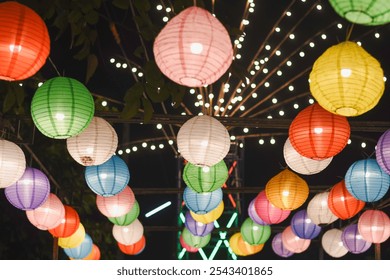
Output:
[
  {"xmin": 55, "ymin": 113, "xmax": 65, "ymax": 121},
  {"xmin": 253, "ymin": 226, "xmax": 259, "ymax": 231},
  {"xmin": 305, "ymin": 218, "xmax": 312, "ymax": 224},
  {"xmin": 100, "ymin": 173, "xmax": 108, "ymax": 179},
  {"xmin": 282, "ymin": 190, "xmax": 290, "ymax": 196},
  {"xmin": 202, "ymin": 166, "xmax": 210, "ymax": 173},
  {"xmin": 340, "ymin": 196, "xmax": 345, "ymax": 201},
  {"xmin": 321, "ymin": 199, "xmax": 327, "ymax": 206},
  {"xmin": 9, "ymin": 44, "xmax": 22, "ymax": 53},
  {"xmin": 340, "ymin": 68, "xmax": 352, "ymax": 78},
  {"xmin": 86, "ymin": 147, "xmax": 94, "ymax": 154},
  {"xmin": 196, "ymin": 222, "xmax": 205, "ymax": 226},
  {"xmin": 201, "ymin": 140, "xmax": 209, "ymax": 147},
  {"xmin": 314, "ymin": 127, "xmax": 323, "ymax": 134},
  {"xmin": 338, "ymin": 241, "xmax": 344, "ymax": 247},
  {"xmin": 123, "ymin": 227, "xmax": 129, "ymax": 233},
  {"xmin": 190, "ymin": 43, "xmax": 203, "ymax": 54},
  {"xmin": 372, "ymin": 226, "xmax": 378, "ymax": 231}
]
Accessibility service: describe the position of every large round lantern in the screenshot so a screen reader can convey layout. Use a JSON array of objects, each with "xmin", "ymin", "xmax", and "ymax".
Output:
[
  {"xmin": 26, "ymin": 193, "xmax": 65, "ymax": 230},
  {"xmin": 345, "ymin": 159, "xmax": 390, "ymax": 202},
  {"xmin": 321, "ymin": 228, "xmax": 349, "ymax": 258},
  {"xmin": 4, "ymin": 167, "xmax": 50, "ymax": 210},
  {"xmin": 283, "ymin": 138, "xmax": 332, "ymax": 175},
  {"xmin": 254, "ymin": 191, "xmax": 291, "ymax": 224},
  {"xmin": 0, "ymin": 139, "xmax": 26, "ymax": 188},
  {"xmin": 67, "ymin": 117, "xmax": 118, "ymax": 166},
  {"xmin": 108, "ymin": 200, "xmax": 140, "ymax": 226},
  {"xmin": 328, "ymin": 0, "xmax": 390, "ymax": 26},
  {"xmin": 307, "ymin": 191, "xmax": 338, "ymax": 225},
  {"xmin": 272, "ymin": 233, "xmax": 294, "ymax": 258},
  {"xmin": 289, "ymin": 103, "xmax": 350, "ymax": 159},
  {"xmin": 49, "ymin": 205, "xmax": 80, "ymax": 238},
  {"xmin": 64, "ymin": 233, "xmax": 93, "ymax": 259},
  {"xmin": 328, "ymin": 180, "xmax": 365, "ymax": 220},
  {"xmin": 181, "ymin": 227, "xmax": 211, "ymax": 248},
  {"xmin": 240, "ymin": 217, "xmax": 271, "ymax": 245},
  {"xmin": 118, "ymin": 235, "xmax": 146, "ymax": 255},
  {"xmin": 183, "ymin": 160, "xmax": 228, "ymax": 193},
  {"xmin": 290, "ymin": 210, "xmax": 322, "ymax": 240},
  {"xmin": 248, "ymin": 198, "xmax": 268, "ymax": 225},
  {"xmin": 112, "ymin": 219, "xmax": 144, "ymax": 246},
  {"xmin": 153, "ymin": 6, "xmax": 233, "ymax": 87},
  {"xmin": 96, "ymin": 186, "xmax": 135, "ymax": 218},
  {"xmin": 265, "ymin": 169, "xmax": 309, "ymax": 210},
  {"xmin": 309, "ymin": 41, "xmax": 384, "ymax": 117},
  {"xmin": 358, "ymin": 210, "xmax": 390, "ymax": 243},
  {"xmin": 58, "ymin": 223, "xmax": 86, "ymax": 249},
  {"xmin": 183, "ymin": 186, "xmax": 223, "ymax": 214},
  {"xmin": 281, "ymin": 226, "xmax": 311, "ymax": 253},
  {"xmin": 376, "ymin": 129, "xmax": 390, "ymax": 174},
  {"xmin": 0, "ymin": 1, "xmax": 50, "ymax": 81},
  {"xmin": 180, "ymin": 235, "xmax": 198, "ymax": 253},
  {"xmin": 190, "ymin": 201, "xmax": 224, "ymax": 224},
  {"xmin": 31, "ymin": 77, "xmax": 95, "ymax": 139},
  {"xmin": 342, "ymin": 224, "xmax": 372, "ymax": 254},
  {"xmin": 185, "ymin": 211, "xmax": 214, "ymax": 237},
  {"xmin": 177, "ymin": 115, "xmax": 230, "ymax": 167},
  {"xmin": 229, "ymin": 232, "xmax": 264, "ymax": 256}
]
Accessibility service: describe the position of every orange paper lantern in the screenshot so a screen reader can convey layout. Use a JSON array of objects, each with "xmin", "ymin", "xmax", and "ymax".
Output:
[
  {"xmin": 49, "ymin": 205, "xmax": 80, "ymax": 238},
  {"xmin": 118, "ymin": 235, "xmax": 146, "ymax": 255}
]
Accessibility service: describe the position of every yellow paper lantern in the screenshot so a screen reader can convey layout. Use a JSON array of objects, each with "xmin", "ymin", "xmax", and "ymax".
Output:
[
  {"xmin": 190, "ymin": 201, "xmax": 224, "ymax": 224},
  {"xmin": 229, "ymin": 232, "xmax": 264, "ymax": 257},
  {"xmin": 309, "ymin": 41, "xmax": 385, "ymax": 117},
  {"xmin": 58, "ymin": 223, "xmax": 86, "ymax": 249}
]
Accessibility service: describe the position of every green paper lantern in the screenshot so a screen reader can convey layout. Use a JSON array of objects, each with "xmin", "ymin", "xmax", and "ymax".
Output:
[
  {"xmin": 183, "ymin": 160, "xmax": 228, "ymax": 193},
  {"xmin": 240, "ymin": 217, "xmax": 271, "ymax": 245},
  {"xmin": 329, "ymin": 0, "xmax": 390, "ymax": 26},
  {"xmin": 108, "ymin": 200, "xmax": 140, "ymax": 226},
  {"xmin": 181, "ymin": 227, "xmax": 211, "ymax": 248},
  {"xmin": 31, "ymin": 77, "xmax": 95, "ymax": 139}
]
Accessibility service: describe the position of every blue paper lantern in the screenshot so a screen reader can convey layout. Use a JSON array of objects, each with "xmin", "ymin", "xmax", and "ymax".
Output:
[
  {"xmin": 184, "ymin": 211, "xmax": 214, "ymax": 236},
  {"xmin": 291, "ymin": 209, "xmax": 322, "ymax": 239},
  {"xmin": 345, "ymin": 159, "xmax": 390, "ymax": 202},
  {"xmin": 341, "ymin": 224, "xmax": 372, "ymax": 254},
  {"xmin": 64, "ymin": 233, "xmax": 93, "ymax": 259},
  {"xmin": 85, "ymin": 155, "xmax": 130, "ymax": 197},
  {"xmin": 183, "ymin": 187, "xmax": 223, "ymax": 214}
]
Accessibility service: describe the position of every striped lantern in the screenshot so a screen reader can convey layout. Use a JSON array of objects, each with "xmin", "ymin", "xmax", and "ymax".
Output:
[
  {"xmin": 184, "ymin": 211, "xmax": 214, "ymax": 237},
  {"xmin": 96, "ymin": 186, "xmax": 135, "ymax": 218},
  {"xmin": 181, "ymin": 227, "xmax": 211, "ymax": 249},
  {"xmin": 307, "ymin": 192, "xmax": 338, "ymax": 225},
  {"xmin": 248, "ymin": 198, "xmax": 269, "ymax": 225},
  {"xmin": 240, "ymin": 217, "xmax": 271, "ymax": 245},
  {"xmin": 49, "ymin": 205, "xmax": 80, "ymax": 238},
  {"xmin": 272, "ymin": 233, "xmax": 294, "ymax": 258},
  {"xmin": 118, "ymin": 235, "xmax": 146, "ymax": 255},
  {"xmin": 291, "ymin": 209, "xmax": 322, "ymax": 240},
  {"xmin": 376, "ymin": 129, "xmax": 390, "ymax": 174},
  {"xmin": 64, "ymin": 233, "xmax": 93, "ymax": 259},
  {"xmin": 358, "ymin": 210, "xmax": 390, "ymax": 244},
  {"xmin": 179, "ymin": 235, "xmax": 198, "ymax": 253},
  {"xmin": 321, "ymin": 228, "xmax": 348, "ymax": 258},
  {"xmin": 58, "ymin": 223, "xmax": 86, "ymax": 249},
  {"xmin": 341, "ymin": 224, "xmax": 372, "ymax": 254},
  {"xmin": 281, "ymin": 226, "xmax": 311, "ymax": 253},
  {"xmin": 108, "ymin": 200, "xmax": 140, "ymax": 226},
  {"xmin": 229, "ymin": 232, "xmax": 264, "ymax": 257},
  {"xmin": 253, "ymin": 190, "xmax": 291, "ymax": 224},
  {"xmin": 112, "ymin": 219, "xmax": 144, "ymax": 246},
  {"xmin": 183, "ymin": 186, "xmax": 223, "ymax": 214},
  {"xmin": 0, "ymin": 139, "xmax": 26, "ymax": 188},
  {"xmin": 79, "ymin": 244, "xmax": 101, "ymax": 260},
  {"xmin": 190, "ymin": 201, "xmax": 224, "ymax": 224}
]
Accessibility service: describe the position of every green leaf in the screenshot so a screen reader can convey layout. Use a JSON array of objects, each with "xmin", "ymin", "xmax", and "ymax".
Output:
[
  {"xmin": 85, "ymin": 53, "xmax": 98, "ymax": 84},
  {"xmin": 13, "ymin": 84, "xmax": 25, "ymax": 107},
  {"xmin": 134, "ymin": 0, "xmax": 150, "ymax": 13},
  {"xmin": 141, "ymin": 97, "xmax": 154, "ymax": 123},
  {"xmin": 73, "ymin": 42, "xmax": 91, "ymax": 60},
  {"xmin": 144, "ymin": 60, "xmax": 164, "ymax": 87},
  {"xmin": 85, "ymin": 10, "xmax": 99, "ymax": 25},
  {"xmin": 145, "ymin": 83, "xmax": 170, "ymax": 103},
  {"xmin": 120, "ymin": 99, "xmax": 141, "ymax": 119},
  {"xmin": 133, "ymin": 45, "xmax": 145, "ymax": 59},
  {"xmin": 112, "ymin": 0, "xmax": 130, "ymax": 10},
  {"xmin": 123, "ymin": 82, "xmax": 144, "ymax": 103},
  {"xmin": 68, "ymin": 10, "xmax": 83, "ymax": 24},
  {"xmin": 2, "ymin": 91, "xmax": 16, "ymax": 114}
]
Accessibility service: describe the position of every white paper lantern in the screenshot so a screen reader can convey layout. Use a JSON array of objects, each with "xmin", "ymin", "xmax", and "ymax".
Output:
[
  {"xmin": 66, "ymin": 117, "xmax": 118, "ymax": 166},
  {"xmin": 307, "ymin": 192, "xmax": 338, "ymax": 225},
  {"xmin": 177, "ymin": 115, "xmax": 230, "ymax": 167},
  {"xmin": 0, "ymin": 139, "xmax": 26, "ymax": 188},
  {"xmin": 321, "ymin": 228, "xmax": 348, "ymax": 258},
  {"xmin": 112, "ymin": 219, "xmax": 144, "ymax": 245}
]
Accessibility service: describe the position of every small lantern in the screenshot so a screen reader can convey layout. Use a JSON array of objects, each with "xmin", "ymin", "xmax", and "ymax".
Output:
[
  {"xmin": 49, "ymin": 205, "xmax": 80, "ymax": 238},
  {"xmin": 358, "ymin": 210, "xmax": 390, "ymax": 244},
  {"xmin": 309, "ymin": 41, "xmax": 384, "ymax": 116},
  {"xmin": 0, "ymin": 1, "xmax": 50, "ymax": 81},
  {"xmin": 184, "ymin": 211, "xmax": 214, "ymax": 237},
  {"xmin": 254, "ymin": 191, "xmax": 291, "ymax": 224},
  {"xmin": 229, "ymin": 232, "xmax": 264, "ymax": 257},
  {"xmin": 376, "ymin": 129, "xmax": 390, "ymax": 174},
  {"xmin": 265, "ymin": 169, "xmax": 309, "ymax": 210},
  {"xmin": 289, "ymin": 103, "xmax": 350, "ymax": 159},
  {"xmin": 248, "ymin": 198, "xmax": 268, "ymax": 225},
  {"xmin": 290, "ymin": 210, "xmax": 322, "ymax": 240},
  {"xmin": 181, "ymin": 227, "xmax": 211, "ymax": 249},
  {"xmin": 240, "ymin": 217, "xmax": 271, "ymax": 245},
  {"xmin": 321, "ymin": 228, "xmax": 349, "ymax": 258},
  {"xmin": 64, "ymin": 233, "xmax": 93, "ymax": 259},
  {"xmin": 281, "ymin": 226, "xmax": 311, "ymax": 253},
  {"xmin": 341, "ymin": 224, "xmax": 372, "ymax": 254},
  {"xmin": 177, "ymin": 115, "xmax": 230, "ymax": 167},
  {"xmin": 153, "ymin": 6, "xmax": 233, "ymax": 87},
  {"xmin": 307, "ymin": 192, "xmax": 338, "ymax": 225},
  {"xmin": 81, "ymin": 244, "xmax": 100, "ymax": 260},
  {"xmin": 30, "ymin": 77, "xmax": 95, "ymax": 139},
  {"xmin": 67, "ymin": 117, "xmax": 118, "ymax": 166},
  {"xmin": 190, "ymin": 201, "xmax": 224, "ymax": 224},
  {"xmin": 112, "ymin": 219, "xmax": 144, "ymax": 246},
  {"xmin": 272, "ymin": 233, "xmax": 294, "ymax": 258},
  {"xmin": 108, "ymin": 200, "xmax": 140, "ymax": 226},
  {"xmin": 58, "ymin": 223, "xmax": 86, "ymax": 249},
  {"xmin": 183, "ymin": 186, "xmax": 223, "ymax": 214},
  {"xmin": 179, "ymin": 235, "xmax": 198, "ymax": 253},
  {"xmin": 0, "ymin": 139, "xmax": 26, "ymax": 188},
  {"xmin": 118, "ymin": 235, "xmax": 146, "ymax": 255},
  {"xmin": 183, "ymin": 160, "xmax": 228, "ymax": 193},
  {"xmin": 4, "ymin": 167, "xmax": 50, "ymax": 210},
  {"xmin": 96, "ymin": 186, "xmax": 135, "ymax": 218}
]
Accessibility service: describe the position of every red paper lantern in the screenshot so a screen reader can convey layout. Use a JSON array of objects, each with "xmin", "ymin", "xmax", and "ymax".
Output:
[
  {"xmin": 0, "ymin": 1, "xmax": 50, "ymax": 81},
  {"xmin": 49, "ymin": 205, "xmax": 80, "ymax": 238},
  {"xmin": 289, "ymin": 103, "xmax": 350, "ymax": 159},
  {"xmin": 118, "ymin": 235, "xmax": 146, "ymax": 255},
  {"xmin": 358, "ymin": 210, "xmax": 390, "ymax": 244}
]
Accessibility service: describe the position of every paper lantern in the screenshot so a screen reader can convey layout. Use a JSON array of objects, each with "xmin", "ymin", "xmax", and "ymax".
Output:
[
  {"xmin": 59, "ymin": 223, "xmax": 86, "ymax": 249},
  {"xmin": 307, "ymin": 192, "xmax": 338, "ymax": 225},
  {"xmin": 177, "ymin": 115, "xmax": 230, "ymax": 167},
  {"xmin": 309, "ymin": 41, "xmax": 384, "ymax": 117},
  {"xmin": 81, "ymin": 244, "xmax": 100, "ymax": 260},
  {"xmin": 272, "ymin": 233, "xmax": 294, "ymax": 258},
  {"xmin": 108, "ymin": 200, "xmax": 140, "ymax": 226},
  {"xmin": 190, "ymin": 201, "xmax": 224, "ymax": 224},
  {"xmin": 248, "ymin": 198, "xmax": 268, "ymax": 225},
  {"xmin": 96, "ymin": 186, "xmax": 135, "ymax": 218},
  {"xmin": 153, "ymin": 6, "xmax": 233, "ymax": 87},
  {"xmin": 64, "ymin": 233, "xmax": 93, "ymax": 259},
  {"xmin": 0, "ymin": 1, "xmax": 50, "ymax": 81},
  {"xmin": 49, "ymin": 205, "xmax": 80, "ymax": 238},
  {"xmin": 228, "ymin": 232, "xmax": 246, "ymax": 256},
  {"xmin": 229, "ymin": 232, "xmax": 264, "ymax": 257},
  {"xmin": 342, "ymin": 224, "xmax": 372, "ymax": 254},
  {"xmin": 265, "ymin": 169, "xmax": 309, "ymax": 210},
  {"xmin": 184, "ymin": 211, "xmax": 214, "ymax": 237},
  {"xmin": 240, "ymin": 217, "xmax": 271, "ymax": 245},
  {"xmin": 183, "ymin": 160, "xmax": 228, "ymax": 193},
  {"xmin": 67, "ymin": 117, "xmax": 118, "ymax": 166},
  {"xmin": 376, "ymin": 129, "xmax": 390, "ymax": 174},
  {"xmin": 0, "ymin": 139, "xmax": 26, "ymax": 188},
  {"xmin": 321, "ymin": 228, "xmax": 348, "ymax": 258},
  {"xmin": 183, "ymin": 186, "xmax": 223, "ymax": 214},
  {"xmin": 283, "ymin": 138, "xmax": 332, "ymax": 175},
  {"xmin": 358, "ymin": 210, "xmax": 390, "ymax": 243},
  {"xmin": 253, "ymin": 191, "xmax": 291, "ymax": 224},
  {"xmin": 118, "ymin": 235, "xmax": 146, "ymax": 255},
  {"xmin": 328, "ymin": 180, "xmax": 365, "ymax": 220},
  {"xmin": 345, "ymin": 159, "xmax": 390, "ymax": 202},
  {"xmin": 26, "ymin": 193, "xmax": 65, "ymax": 230},
  {"xmin": 4, "ymin": 167, "xmax": 50, "ymax": 210},
  {"xmin": 328, "ymin": 0, "xmax": 390, "ymax": 26},
  {"xmin": 112, "ymin": 219, "xmax": 144, "ymax": 245},
  {"xmin": 31, "ymin": 77, "xmax": 95, "ymax": 139},
  {"xmin": 181, "ymin": 227, "xmax": 211, "ymax": 248},
  {"xmin": 281, "ymin": 226, "xmax": 311, "ymax": 253},
  {"xmin": 289, "ymin": 103, "xmax": 350, "ymax": 159},
  {"xmin": 179, "ymin": 235, "xmax": 198, "ymax": 253},
  {"xmin": 290, "ymin": 210, "xmax": 322, "ymax": 240}
]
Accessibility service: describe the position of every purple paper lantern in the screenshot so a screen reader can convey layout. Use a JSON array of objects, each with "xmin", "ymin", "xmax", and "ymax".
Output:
[
  {"xmin": 248, "ymin": 198, "xmax": 268, "ymax": 225},
  {"xmin": 4, "ymin": 167, "xmax": 50, "ymax": 210},
  {"xmin": 271, "ymin": 232, "xmax": 294, "ymax": 258},
  {"xmin": 184, "ymin": 211, "xmax": 214, "ymax": 236},
  {"xmin": 291, "ymin": 209, "xmax": 322, "ymax": 239},
  {"xmin": 341, "ymin": 224, "xmax": 372, "ymax": 254},
  {"xmin": 376, "ymin": 129, "xmax": 390, "ymax": 175}
]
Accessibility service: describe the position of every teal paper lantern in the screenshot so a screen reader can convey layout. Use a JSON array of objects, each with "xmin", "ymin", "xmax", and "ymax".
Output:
[
  {"xmin": 183, "ymin": 186, "xmax": 223, "ymax": 214},
  {"xmin": 240, "ymin": 217, "xmax": 271, "ymax": 245},
  {"xmin": 31, "ymin": 77, "xmax": 95, "ymax": 139},
  {"xmin": 108, "ymin": 200, "xmax": 140, "ymax": 226}
]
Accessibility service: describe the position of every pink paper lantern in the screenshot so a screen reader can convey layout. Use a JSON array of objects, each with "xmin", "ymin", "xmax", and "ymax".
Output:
[
  {"xmin": 112, "ymin": 219, "xmax": 144, "ymax": 245},
  {"xmin": 358, "ymin": 210, "xmax": 390, "ymax": 244},
  {"xmin": 153, "ymin": 6, "xmax": 233, "ymax": 87},
  {"xmin": 281, "ymin": 226, "xmax": 311, "ymax": 253},
  {"xmin": 253, "ymin": 190, "xmax": 291, "ymax": 224},
  {"xmin": 180, "ymin": 235, "xmax": 199, "ymax": 253},
  {"xmin": 96, "ymin": 186, "xmax": 135, "ymax": 217}
]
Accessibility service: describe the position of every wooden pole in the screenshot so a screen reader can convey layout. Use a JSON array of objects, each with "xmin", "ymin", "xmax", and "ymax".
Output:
[
  {"xmin": 375, "ymin": 243, "xmax": 381, "ymax": 260},
  {"xmin": 53, "ymin": 237, "xmax": 59, "ymax": 260}
]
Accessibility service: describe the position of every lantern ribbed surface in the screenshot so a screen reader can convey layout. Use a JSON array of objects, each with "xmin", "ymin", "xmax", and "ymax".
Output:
[
  {"xmin": 240, "ymin": 217, "xmax": 271, "ymax": 245},
  {"xmin": 329, "ymin": 0, "xmax": 390, "ymax": 26},
  {"xmin": 0, "ymin": 1, "xmax": 50, "ymax": 81},
  {"xmin": 289, "ymin": 103, "xmax": 350, "ymax": 159},
  {"xmin": 184, "ymin": 211, "xmax": 214, "ymax": 237},
  {"xmin": 309, "ymin": 41, "xmax": 384, "ymax": 116},
  {"xmin": 183, "ymin": 160, "xmax": 228, "ymax": 193},
  {"xmin": 328, "ymin": 180, "xmax": 365, "ymax": 220},
  {"xmin": 307, "ymin": 192, "xmax": 338, "ymax": 225},
  {"xmin": 358, "ymin": 210, "xmax": 390, "ymax": 243},
  {"xmin": 272, "ymin": 233, "xmax": 294, "ymax": 258},
  {"xmin": 248, "ymin": 198, "xmax": 268, "ymax": 225},
  {"xmin": 31, "ymin": 77, "xmax": 95, "ymax": 139},
  {"xmin": 67, "ymin": 117, "xmax": 118, "ymax": 166},
  {"xmin": 153, "ymin": 6, "xmax": 233, "ymax": 87},
  {"xmin": 179, "ymin": 235, "xmax": 198, "ymax": 253},
  {"xmin": 112, "ymin": 219, "xmax": 144, "ymax": 246},
  {"xmin": 265, "ymin": 169, "xmax": 309, "ymax": 210},
  {"xmin": 228, "ymin": 233, "xmax": 246, "ymax": 256},
  {"xmin": 64, "ymin": 233, "xmax": 93, "ymax": 259},
  {"xmin": 376, "ymin": 129, "xmax": 390, "ymax": 175},
  {"xmin": 96, "ymin": 186, "xmax": 135, "ymax": 218},
  {"xmin": 80, "ymin": 244, "xmax": 100, "ymax": 260},
  {"xmin": 290, "ymin": 210, "xmax": 322, "ymax": 240},
  {"xmin": 283, "ymin": 138, "xmax": 333, "ymax": 175},
  {"xmin": 190, "ymin": 201, "xmax": 224, "ymax": 224},
  {"xmin": 182, "ymin": 227, "xmax": 211, "ymax": 248},
  {"xmin": 49, "ymin": 205, "xmax": 80, "ymax": 238},
  {"xmin": 108, "ymin": 200, "xmax": 140, "ymax": 226},
  {"xmin": 4, "ymin": 167, "xmax": 50, "ymax": 210},
  {"xmin": 85, "ymin": 155, "xmax": 130, "ymax": 197},
  {"xmin": 118, "ymin": 235, "xmax": 146, "ymax": 255},
  {"xmin": 254, "ymin": 191, "xmax": 291, "ymax": 224},
  {"xmin": 183, "ymin": 186, "xmax": 223, "ymax": 214},
  {"xmin": 58, "ymin": 223, "xmax": 86, "ymax": 249},
  {"xmin": 177, "ymin": 115, "xmax": 230, "ymax": 167},
  {"xmin": 0, "ymin": 139, "xmax": 26, "ymax": 188},
  {"xmin": 342, "ymin": 224, "xmax": 372, "ymax": 254},
  {"xmin": 321, "ymin": 228, "xmax": 348, "ymax": 258},
  {"xmin": 281, "ymin": 226, "xmax": 311, "ymax": 253},
  {"xmin": 229, "ymin": 232, "xmax": 264, "ymax": 256}
]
